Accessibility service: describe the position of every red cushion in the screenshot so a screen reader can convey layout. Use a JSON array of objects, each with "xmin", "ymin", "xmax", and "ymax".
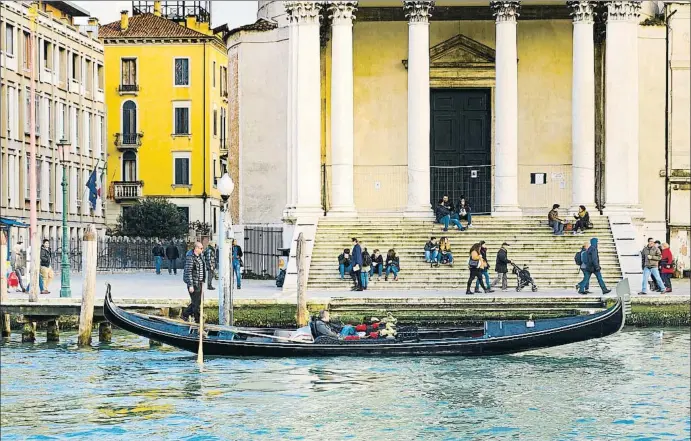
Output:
[
  {"xmin": 355, "ymin": 324, "xmax": 367, "ymax": 332},
  {"xmin": 369, "ymin": 332, "xmax": 379, "ymax": 339},
  {"xmin": 344, "ymin": 335, "xmax": 360, "ymax": 341}
]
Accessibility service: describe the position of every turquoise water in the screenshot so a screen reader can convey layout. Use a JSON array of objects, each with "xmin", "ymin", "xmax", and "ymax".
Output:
[{"xmin": 1, "ymin": 328, "xmax": 689, "ymax": 440}]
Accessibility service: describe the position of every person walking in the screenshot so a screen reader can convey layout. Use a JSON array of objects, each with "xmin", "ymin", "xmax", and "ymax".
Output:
[
  {"xmin": 351, "ymin": 238, "xmax": 363, "ymax": 291},
  {"xmin": 582, "ymin": 238, "xmax": 611, "ymax": 294},
  {"xmin": 11, "ymin": 239, "xmax": 28, "ymax": 293},
  {"xmin": 466, "ymin": 243, "xmax": 489, "ymax": 295},
  {"xmin": 639, "ymin": 237, "xmax": 666, "ymax": 295},
  {"xmin": 660, "ymin": 242, "xmax": 674, "ymax": 293},
  {"xmin": 39, "ymin": 239, "xmax": 54, "ymax": 294},
  {"xmin": 182, "ymin": 242, "xmax": 206, "ymax": 323},
  {"xmin": 491, "ymin": 242, "xmax": 511, "ymax": 291},
  {"xmin": 152, "ymin": 242, "xmax": 165, "ymax": 275},
  {"xmin": 165, "ymin": 242, "xmax": 180, "ymax": 275},
  {"xmin": 475, "ymin": 241, "xmax": 493, "ymax": 293},
  {"xmin": 231, "ymin": 239, "xmax": 243, "ymax": 290},
  {"xmin": 203, "ymin": 242, "xmax": 216, "ymax": 290},
  {"xmin": 575, "ymin": 243, "xmax": 591, "ymax": 294}
]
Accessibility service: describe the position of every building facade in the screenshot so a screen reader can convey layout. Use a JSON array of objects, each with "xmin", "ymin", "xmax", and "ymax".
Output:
[
  {"xmin": 228, "ymin": 0, "xmax": 690, "ymax": 273},
  {"xmin": 100, "ymin": 1, "xmax": 229, "ymax": 235},
  {"xmin": 0, "ymin": 0, "xmax": 107, "ymax": 245}
]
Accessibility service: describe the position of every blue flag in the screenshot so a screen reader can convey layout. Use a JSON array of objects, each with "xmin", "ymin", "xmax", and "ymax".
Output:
[{"xmin": 86, "ymin": 167, "xmax": 100, "ymax": 210}]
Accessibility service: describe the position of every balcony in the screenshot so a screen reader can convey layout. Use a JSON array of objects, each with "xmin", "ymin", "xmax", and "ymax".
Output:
[
  {"xmin": 115, "ymin": 132, "xmax": 144, "ymax": 150},
  {"xmin": 118, "ymin": 84, "xmax": 139, "ymax": 94},
  {"xmin": 113, "ymin": 181, "xmax": 143, "ymax": 201},
  {"xmin": 219, "ymin": 139, "xmax": 228, "ymax": 159}
]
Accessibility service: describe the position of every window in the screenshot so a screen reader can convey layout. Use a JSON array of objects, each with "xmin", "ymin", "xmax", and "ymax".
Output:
[
  {"xmin": 85, "ymin": 59, "xmax": 93, "ymax": 93},
  {"xmin": 174, "ymin": 154, "xmax": 190, "ymax": 186},
  {"xmin": 173, "ymin": 102, "xmax": 190, "ymax": 135},
  {"xmin": 177, "ymin": 207, "xmax": 190, "ymax": 225},
  {"xmin": 86, "ymin": 112, "xmax": 91, "ymax": 151},
  {"xmin": 212, "ymin": 61, "xmax": 216, "ymax": 87},
  {"xmin": 48, "ymin": 100, "xmax": 53, "ymax": 139},
  {"xmin": 60, "ymin": 103, "xmax": 66, "ymax": 140},
  {"xmin": 97, "ymin": 64, "xmax": 104, "ymax": 90},
  {"xmin": 24, "ymin": 156, "xmax": 40, "ymax": 200},
  {"xmin": 123, "ymin": 151, "xmax": 137, "ymax": 181},
  {"xmin": 4, "ymin": 23, "xmax": 14, "ymax": 56},
  {"xmin": 71, "ymin": 53, "xmax": 79, "ymax": 81},
  {"xmin": 121, "ymin": 58, "xmax": 136, "ymax": 86},
  {"xmin": 22, "ymin": 31, "xmax": 29, "ymax": 69},
  {"xmin": 530, "ymin": 173, "xmax": 547, "ymax": 185},
  {"xmin": 99, "ymin": 116, "xmax": 104, "ymax": 156},
  {"xmin": 213, "ymin": 108, "xmax": 217, "ymax": 137},
  {"xmin": 174, "ymin": 58, "xmax": 189, "ymax": 86},
  {"xmin": 212, "ymin": 157, "xmax": 217, "ymax": 188},
  {"xmin": 43, "ymin": 40, "xmax": 53, "ymax": 70},
  {"xmin": 220, "ymin": 66, "xmax": 227, "ymax": 96},
  {"xmin": 58, "ymin": 47, "xmax": 66, "ymax": 82},
  {"xmin": 122, "ymin": 100, "xmax": 137, "ymax": 142}
]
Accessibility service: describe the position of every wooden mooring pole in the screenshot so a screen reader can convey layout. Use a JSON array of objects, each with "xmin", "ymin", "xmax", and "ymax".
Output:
[
  {"xmin": 46, "ymin": 319, "xmax": 59, "ymax": 342},
  {"xmin": 99, "ymin": 322, "xmax": 112, "ymax": 343},
  {"xmin": 1, "ymin": 231, "xmax": 10, "ymax": 338},
  {"xmin": 296, "ymin": 233, "xmax": 308, "ymax": 327},
  {"xmin": 77, "ymin": 225, "xmax": 97, "ymax": 346}
]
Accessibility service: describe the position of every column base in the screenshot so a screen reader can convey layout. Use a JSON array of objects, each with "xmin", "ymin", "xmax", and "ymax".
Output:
[
  {"xmin": 326, "ymin": 206, "xmax": 358, "ymax": 217},
  {"xmin": 602, "ymin": 204, "xmax": 644, "ymax": 218},
  {"xmin": 404, "ymin": 206, "xmax": 434, "ymax": 219},
  {"xmin": 491, "ymin": 206, "xmax": 522, "ymax": 217},
  {"xmin": 284, "ymin": 205, "xmax": 324, "ymax": 220}
]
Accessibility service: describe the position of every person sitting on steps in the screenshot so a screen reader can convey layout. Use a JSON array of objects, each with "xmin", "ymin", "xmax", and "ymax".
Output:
[
  {"xmin": 370, "ymin": 249, "xmax": 384, "ymax": 280},
  {"xmin": 385, "ymin": 249, "xmax": 400, "ymax": 281},
  {"xmin": 436, "ymin": 236, "xmax": 453, "ymax": 267},
  {"xmin": 456, "ymin": 196, "xmax": 473, "ymax": 228},
  {"xmin": 572, "ymin": 205, "xmax": 591, "ymax": 235},
  {"xmin": 435, "ymin": 196, "xmax": 464, "ymax": 232},
  {"xmin": 337, "ymin": 248, "xmax": 352, "ymax": 280},
  {"xmin": 548, "ymin": 203, "xmax": 565, "ymax": 236},
  {"xmin": 424, "ymin": 237, "xmax": 439, "ymax": 263}
]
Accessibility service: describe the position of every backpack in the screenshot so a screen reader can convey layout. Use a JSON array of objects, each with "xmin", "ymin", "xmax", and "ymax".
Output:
[
  {"xmin": 362, "ymin": 252, "xmax": 372, "ymax": 267},
  {"xmin": 574, "ymin": 251, "xmax": 582, "ymax": 266}
]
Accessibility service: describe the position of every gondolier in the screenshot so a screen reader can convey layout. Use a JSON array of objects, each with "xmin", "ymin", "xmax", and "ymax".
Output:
[{"xmin": 182, "ymin": 242, "xmax": 206, "ymax": 323}]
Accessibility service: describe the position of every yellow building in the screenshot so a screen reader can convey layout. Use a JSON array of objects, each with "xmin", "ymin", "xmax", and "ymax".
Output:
[{"xmin": 100, "ymin": 1, "xmax": 228, "ymax": 234}]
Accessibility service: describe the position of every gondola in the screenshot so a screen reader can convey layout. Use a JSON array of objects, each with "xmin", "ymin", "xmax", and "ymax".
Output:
[{"xmin": 103, "ymin": 286, "xmax": 625, "ymax": 357}]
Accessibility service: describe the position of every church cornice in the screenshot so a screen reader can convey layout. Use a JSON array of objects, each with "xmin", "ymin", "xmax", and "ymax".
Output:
[{"xmin": 402, "ymin": 33, "xmax": 495, "ymax": 70}]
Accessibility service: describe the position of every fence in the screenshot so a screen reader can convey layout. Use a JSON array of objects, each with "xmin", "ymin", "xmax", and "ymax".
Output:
[
  {"xmin": 46, "ymin": 237, "xmax": 187, "ymax": 272},
  {"xmin": 430, "ymin": 165, "xmax": 493, "ymax": 214},
  {"xmin": 242, "ymin": 226, "xmax": 283, "ymax": 278}
]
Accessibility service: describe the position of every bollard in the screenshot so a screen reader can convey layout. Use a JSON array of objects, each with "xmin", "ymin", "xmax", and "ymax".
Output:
[
  {"xmin": 77, "ymin": 225, "xmax": 97, "ymax": 347},
  {"xmin": 296, "ymin": 233, "xmax": 308, "ymax": 327},
  {"xmin": 22, "ymin": 322, "xmax": 36, "ymax": 343},
  {"xmin": 46, "ymin": 319, "xmax": 60, "ymax": 342},
  {"xmin": 98, "ymin": 322, "xmax": 112, "ymax": 343}
]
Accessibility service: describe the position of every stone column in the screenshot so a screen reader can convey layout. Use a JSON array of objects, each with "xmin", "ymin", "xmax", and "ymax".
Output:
[
  {"xmin": 285, "ymin": 1, "xmax": 323, "ymax": 217},
  {"xmin": 603, "ymin": 1, "xmax": 642, "ymax": 214},
  {"xmin": 404, "ymin": 1, "xmax": 434, "ymax": 217},
  {"xmin": 569, "ymin": 1, "xmax": 596, "ymax": 212},
  {"xmin": 285, "ymin": 4, "xmax": 297, "ymax": 215},
  {"xmin": 328, "ymin": 1, "xmax": 357, "ymax": 216},
  {"xmin": 491, "ymin": 1, "xmax": 522, "ymax": 216}
]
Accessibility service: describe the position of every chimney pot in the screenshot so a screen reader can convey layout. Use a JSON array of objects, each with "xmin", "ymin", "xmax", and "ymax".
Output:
[
  {"xmin": 120, "ymin": 10, "xmax": 129, "ymax": 32},
  {"xmin": 88, "ymin": 17, "xmax": 99, "ymax": 26},
  {"xmin": 153, "ymin": 1, "xmax": 162, "ymax": 17},
  {"xmin": 185, "ymin": 14, "xmax": 196, "ymax": 29}
]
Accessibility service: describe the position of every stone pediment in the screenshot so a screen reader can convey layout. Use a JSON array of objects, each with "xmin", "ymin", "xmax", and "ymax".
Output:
[{"xmin": 402, "ymin": 34, "xmax": 495, "ymax": 69}]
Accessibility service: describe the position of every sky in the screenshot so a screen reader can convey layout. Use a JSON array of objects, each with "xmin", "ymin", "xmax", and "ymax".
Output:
[{"xmin": 71, "ymin": 0, "xmax": 259, "ymax": 29}]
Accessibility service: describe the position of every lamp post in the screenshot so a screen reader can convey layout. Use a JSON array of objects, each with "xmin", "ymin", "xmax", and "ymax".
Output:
[
  {"xmin": 216, "ymin": 173, "xmax": 234, "ymax": 325},
  {"xmin": 57, "ymin": 139, "xmax": 71, "ymax": 298}
]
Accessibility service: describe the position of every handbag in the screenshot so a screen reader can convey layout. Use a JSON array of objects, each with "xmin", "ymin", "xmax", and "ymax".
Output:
[{"xmin": 468, "ymin": 258, "xmax": 479, "ymax": 268}]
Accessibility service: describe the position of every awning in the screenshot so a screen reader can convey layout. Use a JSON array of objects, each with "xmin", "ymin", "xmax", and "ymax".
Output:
[{"xmin": 0, "ymin": 217, "xmax": 29, "ymax": 229}]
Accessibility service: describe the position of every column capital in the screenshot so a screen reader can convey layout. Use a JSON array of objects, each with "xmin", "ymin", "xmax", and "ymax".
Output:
[
  {"xmin": 328, "ymin": 1, "xmax": 357, "ymax": 24},
  {"xmin": 567, "ymin": 1, "xmax": 596, "ymax": 24},
  {"xmin": 490, "ymin": 1, "xmax": 520, "ymax": 23},
  {"xmin": 403, "ymin": 1, "xmax": 434, "ymax": 24},
  {"xmin": 605, "ymin": 1, "xmax": 641, "ymax": 23},
  {"xmin": 285, "ymin": 1, "xmax": 323, "ymax": 25}
]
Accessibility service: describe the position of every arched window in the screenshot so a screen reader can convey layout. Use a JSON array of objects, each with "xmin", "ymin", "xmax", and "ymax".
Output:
[
  {"xmin": 123, "ymin": 151, "xmax": 137, "ymax": 182},
  {"xmin": 122, "ymin": 100, "xmax": 137, "ymax": 143}
]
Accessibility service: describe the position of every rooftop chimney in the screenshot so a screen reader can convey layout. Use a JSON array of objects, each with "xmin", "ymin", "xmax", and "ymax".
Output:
[
  {"xmin": 185, "ymin": 14, "xmax": 196, "ymax": 29},
  {"xmin": 88, "ymin": 17, "xmax": 99, "ymax": 26},
  {"xmin": 153, "ymin": 1, "xmax": 162, "ymax": 17},
  {"xmin": 120, "ymin": 10, "xmax": 128, "ymax": 32}
]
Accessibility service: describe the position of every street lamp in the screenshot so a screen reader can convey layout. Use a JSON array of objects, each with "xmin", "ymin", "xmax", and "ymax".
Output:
[
  {"xmin": 57, "ymin": 139, "xmax": 71, "ymax": 298},
  {"xmin": 217, "ymin": 173, "xmax": 234, "ymax": 325}
]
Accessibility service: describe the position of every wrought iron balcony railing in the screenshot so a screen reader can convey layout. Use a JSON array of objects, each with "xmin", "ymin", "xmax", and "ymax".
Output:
[
  {"xmin": 115, "ymin": 132, "xmax": 144, "ymax": 149},
  {"xmin": 118, "ymin": 84, "xmax": 139, "ymax": 93}
]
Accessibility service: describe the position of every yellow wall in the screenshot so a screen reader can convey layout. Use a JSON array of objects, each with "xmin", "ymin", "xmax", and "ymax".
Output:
[{"xmin": 104, "ymin": 41, "xmax": 227, "ymax": 201}]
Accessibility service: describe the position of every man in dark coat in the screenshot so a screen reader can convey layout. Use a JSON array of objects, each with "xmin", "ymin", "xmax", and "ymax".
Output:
[
  {"xmin": 152, "ymin": 242, "xmax": 165, "ymax": 275},
  {"xmin": 583, "ymin": 237, "xmax": 611, "ymax": 294},
  {"xmin": 165, "ymin": 242, "xmax": 180, "ymax": 275},
  {"xmin": 491, "ymin": 242, "xmax": 511, "ymax": 290},
  {"xmin": 351, "ymin": 238, "xmax": 363, "ymax": 291},
  {"xmin": 182, "ymin": 242, "xmax": 206, "ymax": 323}
]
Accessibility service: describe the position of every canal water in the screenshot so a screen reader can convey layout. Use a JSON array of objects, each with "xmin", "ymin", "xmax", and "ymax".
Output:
[{"xmin": 1, "ymin": 328, "xmax": 689, "ymax": 440}]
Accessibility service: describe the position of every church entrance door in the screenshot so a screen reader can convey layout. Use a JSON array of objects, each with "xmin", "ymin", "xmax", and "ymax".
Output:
[{"xmin": 430, "ymin": 88, "xmax": 492, "ymax": 214}]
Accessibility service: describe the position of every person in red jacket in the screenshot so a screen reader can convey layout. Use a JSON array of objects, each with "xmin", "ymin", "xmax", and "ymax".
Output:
[{"xmin": 660, "ymin": 243, "xmax": 674, "ymax": 293}]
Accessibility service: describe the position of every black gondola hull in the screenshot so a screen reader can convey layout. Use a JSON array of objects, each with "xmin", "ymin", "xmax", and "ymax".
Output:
[{"xmin": 103, "ymin": 289, "xmax": 625, "ymax": 357}]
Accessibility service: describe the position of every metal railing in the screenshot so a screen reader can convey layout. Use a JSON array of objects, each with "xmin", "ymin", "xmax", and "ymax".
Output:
[
  {"xmin": 115, "ymin": 132, "xmax": 143, "ymax": 148},
  {"xmin": 113, "ymin": 181, "xmax": 143, "ymax": 201},
  {"xmin": 118, "ymin": 84, "xmax": 139, "ymax": 93},
  {"xmin": 430, "ymin": 165, "xmax": 493, "ymax": 214},
  {"xmin": 243, "ymin": 226, "xmax": 283, "ymax": 278}
]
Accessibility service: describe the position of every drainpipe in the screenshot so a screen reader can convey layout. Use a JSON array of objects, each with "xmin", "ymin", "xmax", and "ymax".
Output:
[
  {"xmin": 664, "ymin": 7, "xmax": 676, "ymax": 244},
  {"xmin": 202, "ymin": 41, "xmax": 207, "ymax": 225}
]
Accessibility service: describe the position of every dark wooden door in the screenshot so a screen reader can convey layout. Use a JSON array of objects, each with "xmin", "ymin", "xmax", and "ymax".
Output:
[{"xmin": 430, "ymin": 89, "xmax": 491, "ymax": 213}]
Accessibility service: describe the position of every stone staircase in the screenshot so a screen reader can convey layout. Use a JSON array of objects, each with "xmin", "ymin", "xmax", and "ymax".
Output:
[{"xmin": 308, "ymin": 216, "xmax": 622, "ymax": 291}]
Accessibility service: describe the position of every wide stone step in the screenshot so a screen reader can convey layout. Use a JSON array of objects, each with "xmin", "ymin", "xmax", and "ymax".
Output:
[{"xmin": 328, "ymin": 297, "xmax": 606, "ymax": 307}]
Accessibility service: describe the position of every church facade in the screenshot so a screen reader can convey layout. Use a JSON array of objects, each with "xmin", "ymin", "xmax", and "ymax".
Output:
[{"xmin": 226, "ymin": 1, "xmax": 690, "ymax": 273}]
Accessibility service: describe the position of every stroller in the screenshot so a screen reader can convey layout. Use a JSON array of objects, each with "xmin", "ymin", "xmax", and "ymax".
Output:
[{"xmin": 511, "ymin": 262, "xmax": 538, "ymax": 292}]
